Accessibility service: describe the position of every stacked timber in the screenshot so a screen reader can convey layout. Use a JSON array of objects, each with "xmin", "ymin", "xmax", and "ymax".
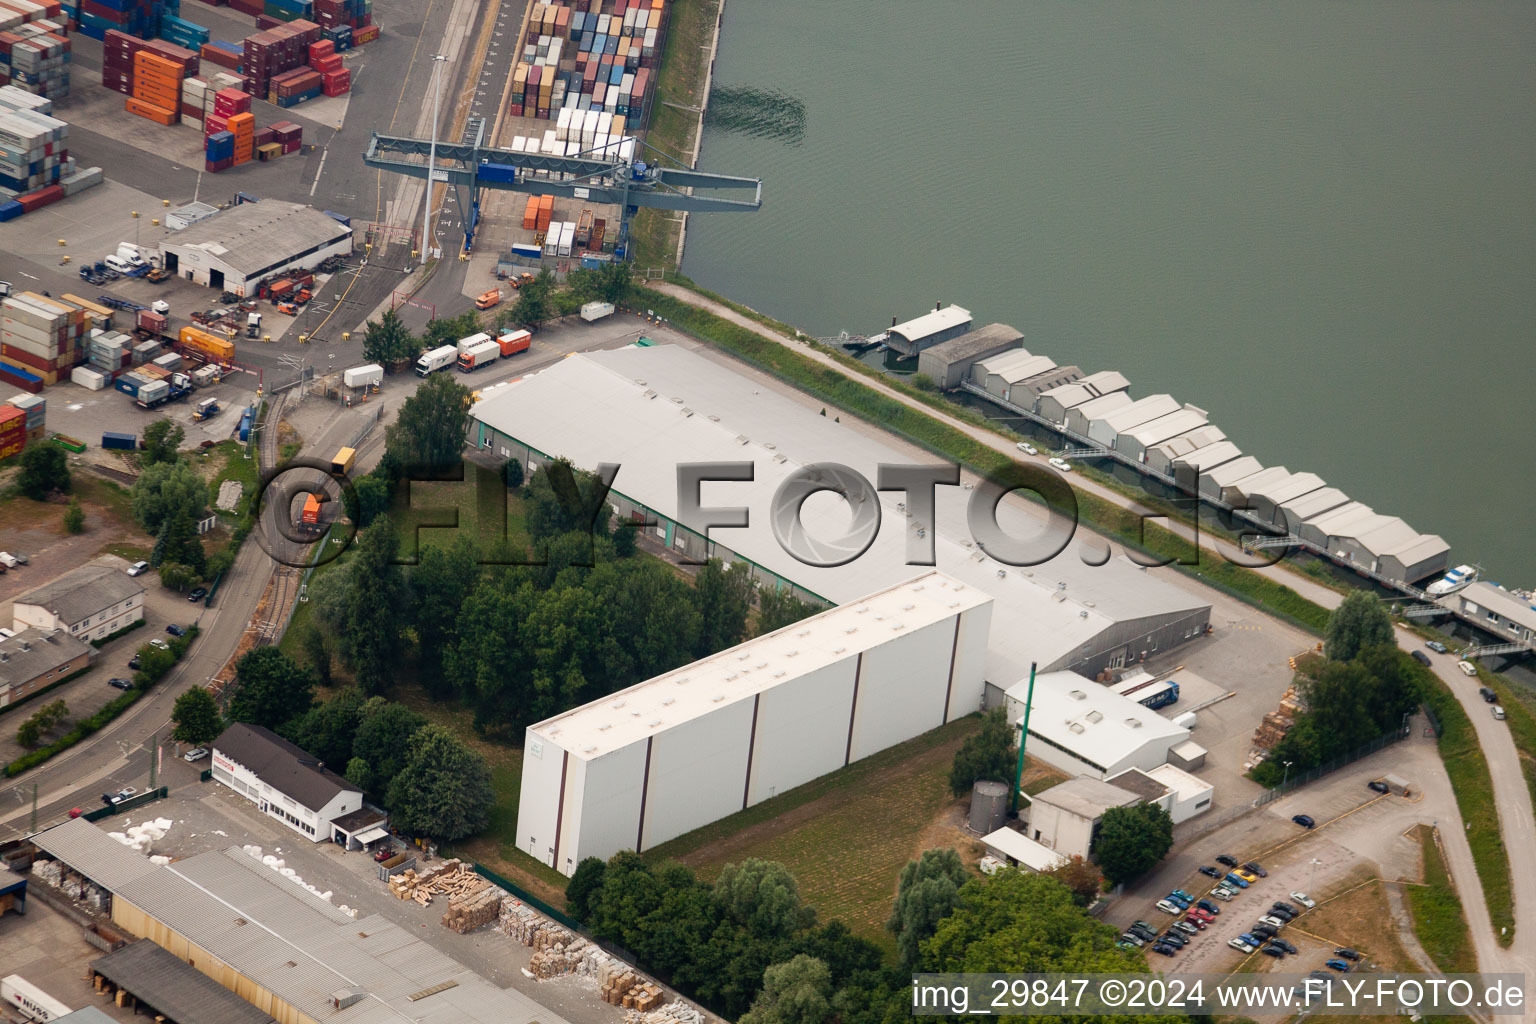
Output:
[{"xmin": 1251, "ymin": 685, "xmax": 1304, "ymax": 752}]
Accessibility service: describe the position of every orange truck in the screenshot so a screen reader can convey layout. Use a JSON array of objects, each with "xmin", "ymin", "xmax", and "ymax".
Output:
[
  {"xmin": 178, "ymin": 326, "xmax": 236, "ymax": 363},
  {"xmin": 301, "ymin": 493, "xmax": 322, "ymax": 526},
  {"xmin": 475, "ymin": 288, "xmax": 502, "ymax": 310},
  {"xmin": 496, "ymin": 328, "xmax": 531, "ymax": 357}
]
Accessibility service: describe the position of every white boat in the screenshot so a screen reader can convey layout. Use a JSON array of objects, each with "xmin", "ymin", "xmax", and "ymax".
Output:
[{"xmin": 1426, "ymin": 564, "xmax": 1478, "ymax": 597}]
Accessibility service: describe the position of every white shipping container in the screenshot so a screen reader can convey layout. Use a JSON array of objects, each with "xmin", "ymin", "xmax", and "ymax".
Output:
[
  {"xmin": 559, "ymin": 221, "xmax": 575, "ymax": 257},
  {"xmin": 70, "ymin": 365, "xmax": 106, "ymax": 390},
  {"xmin": 343, "ymin": 363, "xmax": 382, "ymax": 389},
  {"xmin": 596, "ymin": 110, "xmax": 612, "ymax": 136},
  {"xmin": 555, "ymin": 106, "xmax": 572, "ymax": 141},
  {"xmin": 2, "ymin": 975, "xmax": 73, "ymax": 1022},
  {"xmin": 455, "ymin": 331, "xmax": 492, "ymax": 355}
]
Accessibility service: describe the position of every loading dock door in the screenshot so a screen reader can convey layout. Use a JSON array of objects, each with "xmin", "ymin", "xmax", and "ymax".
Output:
[{"xmin": 210, "ymin": 268, "xmax": 225, "ymax": 290}]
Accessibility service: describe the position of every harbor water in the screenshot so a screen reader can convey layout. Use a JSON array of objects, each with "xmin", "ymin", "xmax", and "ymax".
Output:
[{"xmin": 681, "ymin": 0, "xmax": 1536, "ymax": 586}]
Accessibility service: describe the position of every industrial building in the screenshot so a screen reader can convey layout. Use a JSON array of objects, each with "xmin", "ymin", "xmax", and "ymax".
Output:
[
  {"xmin": 1085, "ymin": 394, "xmax": 1180, "ymax": 449},
  {"xmin": 1245, "ymin": 471, "xmax": 1325, "ymax": 523},
  {"xmin": 1143, "ymin": 763, "xmax": 1215, "ymax": 823},
  {"xmin": 469, "ymin": 345, "xmax": 1212, "ymax": 689},
  {"xmin": 11, "ymin": 563, "xmax": 144, "ymax": 641},
  {"xmin": 1196, "ymin": 456, "xmax": 1263, "ymax": 502},
  {"xmin": 1020, "ymin": 775, "xmax": 1144, "ymax": 859},
  {"xmin": 210, "ymin": 723, "xmax": 380, "ymax": 845},
  {"xmin": 884, "ymin": 304, "xmax": 973, "ymax": 356},
  {"xmin": 30, "ymin": 819, "xmax": 572, "ymax": 1024},
  {"xmin": 0, "ymin": 626, "xmax": 93, "ymax": 708},
  {"xmin": 969, "ymin": 350, "xmax": 1081, "ymax": 407},
  {"xmin": 1035, "ymin": 371, "xmax": 1132, "ymax": 425},
  {"xmin": 1216, "ymin": 464, "xmax": 1291, "ymax": 507},
  {"xmin": 1063, "ymin": 391, "xmax": 1132, "ymax": 436},
  {"xmin": 1275, "ymin": 486, "xmax": 1350, "ymax": 534},
  {"xmin": 1002, "ymin": 671, "xmax": 1192, "ymax": 780},
  {"xmin": 1113, "ymin": 405, "xmax": 1210, "ymax": 463},
  {"xmin": 1449, "ymin": 583, "xmax": 1536, "ymax": 647},
  {"xmin": 1144, "ymin": 426, "xmax": 1229, "ymax": 477},
  {"xmin": 165, "ymin": 201, "xmax": 220, "ymax": 231},
  {"xmin": 160, "ymin": 201, "xmax": 353, "ymax": 294},
  {"xmin": 517, "ymin": 573, "xmax": 993, "ymax": 874},
  {"xmin": 915, "ymin": 323, "xmax": 1023, "ymax": 389},
  {"xmin": 90, "ymin": 941, "xmax": 276, "ymax": 1024}
]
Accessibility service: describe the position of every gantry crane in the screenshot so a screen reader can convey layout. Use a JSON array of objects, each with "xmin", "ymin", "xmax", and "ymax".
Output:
[{"xmin": 363, "ymin": 125, "xmax": 762, "ymax": 257}]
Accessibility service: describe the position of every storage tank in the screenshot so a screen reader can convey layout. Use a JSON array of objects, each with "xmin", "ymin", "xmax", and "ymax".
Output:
[{"xmin": 969, "ymin": 779, "xmax": 1009, "ymax": 835}]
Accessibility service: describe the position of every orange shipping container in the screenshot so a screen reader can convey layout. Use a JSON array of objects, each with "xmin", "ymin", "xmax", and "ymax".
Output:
[
  {"xmin": 522, "ymin": 195, "xmax": 538, "ymax": 231},
  {"xmin": 227, "ymin": 111, "xmax": 256, "ymax": 133},
  {"xmin": 125, "ymin": 98, "xmax": 179, "ymax": 125}
]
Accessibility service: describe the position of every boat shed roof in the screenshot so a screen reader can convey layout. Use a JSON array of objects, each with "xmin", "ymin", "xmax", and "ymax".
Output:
[
  {"xmin": 1070, "ymin": 390, "xmax": 1133, "ymax": 421},
  {"xmin": 1093, "ymin": 394, "xmax": 1180, "ymax": 432},
  {"xmin": 977, "ymin": 349, "xmax": 1054, "ymax": 383},
  {"xmin": 1201, "ymin": 456, "xmax": 1263, "ymax": 487},
  {"xmin": 1249, "ymin": 471, "xmax": 1325, "ymax": 506},
  {"xmin": 1304, "ymin": 502, "xmax": 1377, "ymax": 534},
  {"xmin": 1077, "ymin": 370, "xmax": 1130, "ymax": 395},
  {"xmin": 1171, "ymin": 439, "xmax": 1242, "ymax": 472},
  {"xmin": 1226, "ymin": 465, "xmax": 1292, "ymax": 500},
  {"xmin": 889, "ymin": 305, "xmax": 972, "ymax": 344},
  {"xmin": 1354, "ymin": 517, "xmax": 1419, "ymax": 554},
  {"xmin": 920, "ymin": 323, "xmax": 1024, "ymax": 364},
  {"xmin": 1278, "ymin": 486, "xmax": 1350, "ymax": 522},
  {"xmin": 1121, "ymin": 407, "xmax": 1210, "ymax": 448}
]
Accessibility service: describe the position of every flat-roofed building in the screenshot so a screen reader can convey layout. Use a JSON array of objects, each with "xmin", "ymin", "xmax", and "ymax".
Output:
[
  {"xmin": 1021, "ymin": 776, "xmax": 1144, "ymax": 859},
  {"xmin": 916, "ymin": 323, "xmax": 1024, "ymax": 388},
  {"xmin": 1003, "ymin": 671, "xmax": 1192, "ymax": 781},
  {"xmin": 1144, "ymin": 763, "xmax": 1215, "ymax": 823},
  {"xmin": 517, "ymin": 573, "xmax": 993, "ymax": 873},
  {"xmin": 885, "ymin": 305, "xmax": 973, "ymax": 356},
  {"xmin": 1086, "ymin": 394, "xmax": 1180, "ymax": 449}
]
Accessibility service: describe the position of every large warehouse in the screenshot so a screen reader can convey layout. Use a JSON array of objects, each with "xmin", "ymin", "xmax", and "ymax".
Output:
[
  {"xmin": 30, "ymin": 820, "xmax": 570, "ymax": 1024},
  {"xmin": 469, "ymin": 345, "xmax": 1212, "ymax": 686},
  {"xmin": 160, "ymin": 201, "xmax": 353, "ymax": 295},
  {"xmin": 517, "ymin": 572, "xmax": 993, "ymax": 874},
  {"xmin": 1002, "ymin": 671, "xmax": 1192, "ymax": 780},
  {"xmin": 915, "ymin": 323, "xmax": 1023, "ymax": 389}
]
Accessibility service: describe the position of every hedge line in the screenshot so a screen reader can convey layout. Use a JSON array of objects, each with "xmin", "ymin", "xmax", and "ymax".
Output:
[{"xmin": 91, "ymin": 617, "xmax": 146, "ymax": 648}]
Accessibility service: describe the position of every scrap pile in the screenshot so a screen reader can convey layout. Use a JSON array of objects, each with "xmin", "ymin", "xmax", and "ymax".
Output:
[
  {"xmin": 1249, "ymin": 684, "xmax": 1304, "ymax": 762},
  {"xmin": 624, "ymin": 1002, "xmax": 706, "ymax": 1024},
  {"xmin": 387, "ymin": 858, "xmax": 491, "ymax": 909},
  {"xmin": 601, "ymin": 969, "xmax": 665, "ymax": 1012}
]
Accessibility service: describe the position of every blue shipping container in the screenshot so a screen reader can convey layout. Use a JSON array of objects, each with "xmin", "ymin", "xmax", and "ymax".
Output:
[
  {"xmin": 321, "ymin": 210, "xmax": 351, "ymax": 226},
  {"xmin": 101, "ymin": 431, "xmax": 137, "ymax": 450},
  {"xmin": 0, "ymin": 200, "xmax": 23, "ymax": 222},
  {"xmin": 476, "ymin": 162, "xmax": 517, "ymax": 185}
]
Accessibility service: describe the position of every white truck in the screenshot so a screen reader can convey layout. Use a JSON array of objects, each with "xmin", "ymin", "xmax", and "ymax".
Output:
[
  {"xmin": 115, "ymin": 242, "xmax": 148, "ymax": 269},
  {"xmin": 343, "ymin": 363, "xmax": 383, "ymax": 389},
  {"xmin": 457, "ymin": 338, "xmax": 500, "ymax": 372},
  {"xmin": 580, "ymin": 301, "xmax": 615, "ymax": 322},
  {"xmin": 2, "ymin": 975, "xmax": 72, "ymax": 1022},
  {"xmin": 455, "ymin": 331, "xmax": 492, "ymax": 355},
  {"xmin": 414, "ymin": 344, "xmax": 458, "ymax": 377}
]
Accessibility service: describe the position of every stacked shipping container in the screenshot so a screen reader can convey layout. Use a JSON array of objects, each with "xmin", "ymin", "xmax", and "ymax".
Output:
[
  {"xmin": 0, "ymin": 11, "xmax": 71, "ymax": 102},
  {"xmin": 7, "ymin": 391, "xmax": 46, "ymax": 443},
  {"xmin": 69, "ymin": 0, "xmax": 172, "ymax": 42},
  {"xmin": 0, "ymin": 84, "xmax": 97, "ymax": 214},
  {"xmin": 509, "ymin": 0, "xmax": 661, "ymax": 123},
  {"xmin": 128, "ymin": 48, "xmax": 184, "ymax": 124},
  {"xmin": 0, "ymin": 292, "xmax": 88, "ymax": 387},
  {"xmin": 0, "ymin": 402, "xmax": 24, "ymax": 458}
]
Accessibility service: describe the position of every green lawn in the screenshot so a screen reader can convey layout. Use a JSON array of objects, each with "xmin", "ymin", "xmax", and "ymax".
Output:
[{"xmin": 1404, "ymin": 825, "xmax": 1478, "ymax": 973}]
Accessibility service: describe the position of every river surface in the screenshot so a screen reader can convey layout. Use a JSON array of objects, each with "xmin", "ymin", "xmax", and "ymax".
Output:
[{"xmin": 681, "ymin": 0, "xmax": 1536, "ymax": 587}]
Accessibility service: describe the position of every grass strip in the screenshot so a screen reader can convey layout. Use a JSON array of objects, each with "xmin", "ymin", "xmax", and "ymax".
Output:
[{"xmin": 1404, "ymin": 825, "xmax": 1479, "ymax": 972}]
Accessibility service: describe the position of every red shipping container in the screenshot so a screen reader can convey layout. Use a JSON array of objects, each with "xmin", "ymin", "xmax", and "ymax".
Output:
[
  {"xmin": 307, "ymin": 38, "xmax": 332, "ymax": 61},
  {"xmin": 16, "ymin": 185, "xmax": 64, "ymax": 212},
  {"xmin": 213, "ymin": 86, "xmax": 250, "ymax": 114},
  {"xmin": 352, "ymin": 24, "xmax": 378, "ymax": 44},
  {"xmin": 199, "ymin": 43, "xmax": 241, "ymax": 69},
  {"xmin": 310, "ymin": 52, "xmax": 341, "ymax": 73},
  {"xmin": 255, "ymin": 126, "xmax": 274, "ymax": 146},
  {"xmin": 205, "ymin": 157, "xmax": 232, "ymax": 172},
  {"xmin": 255, "ymin": 13, "xmax": 280, "ymax": 28}
]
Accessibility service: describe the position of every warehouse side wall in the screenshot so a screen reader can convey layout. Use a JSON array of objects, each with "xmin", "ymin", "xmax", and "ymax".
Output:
[
  {"xmin": 946, "ymin": 604, "xmax": 992, "ymax": 721},
  {"xmin": 515, "ymin": 728, "xmax": 567, "ymax": 868},
  {"xmin": 748, "ymin": 660, "xmax": 858, "ymax": 806},
  {"xmin": 851, "ymin": 617, "xmax": 961, "ymax": 759},
  {"xmin": 640, "ymin": 699, "xmax": 755, "ymax": 852},
  {"xmin": 573, "ymin": 743, "xmax": 647, "ymax": 873}
]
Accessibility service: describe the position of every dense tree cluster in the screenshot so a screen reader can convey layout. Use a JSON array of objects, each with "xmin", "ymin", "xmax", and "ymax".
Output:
[
  {"xmin": 1092, "ymin": 803, "xmax": 1175, "ymax": 886},
  {"xmin": 17, "ymin": 442, "xmax": 69, "ymax": 499},
  {"xmin": 948, "ymin": 707, "xmax": 1017, "ymax": 796}
]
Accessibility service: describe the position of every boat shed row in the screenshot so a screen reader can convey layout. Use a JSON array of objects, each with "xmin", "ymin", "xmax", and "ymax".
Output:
[{"xmin": 902, "ymin": 305, "xmax": 1451, "ymax": 586}]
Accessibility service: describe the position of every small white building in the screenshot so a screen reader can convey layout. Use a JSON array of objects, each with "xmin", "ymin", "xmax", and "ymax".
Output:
[
  {"xmin": 1004, "ymin": 671, "xmax": 1192, "ymax": 780},
  {"xmin": 12, "ymin": 563, "xmax": 144, "ymax": 641},
  {"xmin": 1144, "ymin": 762, "xmax": 1215, "ymax": 823},
  {"xmin": 1145, "ymin": 426, "xmax": 1229, "ymax": 477},
  {"xmin": 885, "ymin": 305, "xmax": 973, "ymax": 356},
  {"xmin": 210, "ymin": 723, "xmax": 368, "ymax": 844},
  {"xmin": 1449, "ymin": 582, "xmax": 1536, "ymax": 647},
  {"xmin": 162, "ymin": 200, "xmax": 353, "ymax": 295},
  {"xmin": 517, "ymin": 572, "xmax": 993, "ymax": 875},
  {"xmin": 165, "ymin": 201, "xmax": 220, "ymax": 231},
  {"xmin": 980, "ymin": 826, "xmax": 1067, "ymax": 872},
  {"xmin": 1022, "ymin": 776, "xmax": 1144, "ymax": 859}
]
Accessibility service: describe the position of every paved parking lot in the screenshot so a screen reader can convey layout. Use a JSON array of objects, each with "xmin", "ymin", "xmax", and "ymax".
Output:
[{"xmin": 0, "ymin": 897, "xmax": 144, "ymax": 1023}]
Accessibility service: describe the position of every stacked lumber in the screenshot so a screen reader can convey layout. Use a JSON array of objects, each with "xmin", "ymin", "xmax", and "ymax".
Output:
[
  {"xmin": 387, "ymin": 859, "xmax": 486, "ymax": 904},
  {"xmin": 1251, "ymin": 685, "xmax": 1303, "ymax": 752}
]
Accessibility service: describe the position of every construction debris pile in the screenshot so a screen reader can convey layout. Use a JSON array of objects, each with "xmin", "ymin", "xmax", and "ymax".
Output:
[
  {"xmin": 387, "ymin": 859, "xmax": 508, "ymax": 933},
  {"xmin": 625, "ymin": 1002, "xmax": 707, "ymax": 1024}
]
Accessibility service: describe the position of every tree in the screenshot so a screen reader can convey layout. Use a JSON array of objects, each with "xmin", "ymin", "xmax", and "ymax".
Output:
[
  {"xmin": 506, "ymin": 270, "xmax": 554, "ymax": 326},
  {"xmin": 344, "ymin": 756, "xmax": 371, "ymax": 792},
  {"xmin": 334, "ymin": 517, "xmax": 407, "ymax": 695},
  {"xmin": 693, "ymin": 559, "xmax": 755, "ymax": 657},
  {"xmin": 151, "ymin": 511, "xmax": 205, "ymax": 574},
  {"xmin": 714, "ymin": 859, "xmax": 816, "ymax": 938},
  {"xmin": 1325, "ymin": 590, "xmax": 1393, "ymax": 662},
  {"xmin": 172, "ymin": 688, "xmax": 224, "ymax": 746},
  {"xmin": 63, "ymin": 499, "xmax": 85, "ymax": 534},
  {"xmin": 948, "ymin": 708, "xmax": 1016, "ymax": 797},
  {"xmin": 502, "ymin": 457, "xmax": 524, "ymax": 490},
  {"xmin": 301, "ymin": 623, "xmax": 331, "ymax": 685},
  {"xmin": 17, "ymin": 443, "xmax": 69, "ymax": 499},
  {"xmin": 348, "ymin": 473, "xmax": 393, "ymax": 528},
  {"xmin": 756, "ymin": 587, "xmax": 819, "ymax": 636},
  {"xmin": 888, "ymin": 848, "xmax": 966, "ymax": 967},
  {"xmin": 227, "ymin": 647, "xmax": 316, "ymax": 731},
  {"xmin": 384, "ymin": 372, "xmax": 472, "ymax": 472},
  {"xmin": 384, "ymin": 724, "xmax": 494, "ymax": 841},
  {"xmin": 924, "ymin": 870, "xmax": 1158, "ymax": 983},
  {"xmin": 739, "ymin": 955, "xmax": 832, "ymax": 1024},
  {"xmin": 1093, "ymin": 803, "xmax": 1174, "ymax": 886},
  {"xmin": 16, "ymin": 699, "xmax": 68, "ymax": 749},
  {"xmin": 132, "ymin": 460, "xmax": 206, "ymax": 534},
  {"xmin": 141, "ymin": 418, "xmax": 185, "ymax": 465},
  {"xmin": 1042, "ymin": 855, "xmax": 1104, "ymax": 907},
  {"xmin": 565, "ymin": 856, "xmax": 608, "ymax": 922},
  {"xmin": 594, "ymin": 260, "xmax": 632, "ymax": 304},
  {"xmin": 524, "ymin": 460, "xmax": 615, "ymax": 543},
  {"xmin": 282, "ymin": 688, "xmax": 366, "ymax": 769},
  {"xmin": 910, "ymin": 373, "xmax": 937, "ymax": 392},
  {"xmin": 406, "ymin": 535, "xmax": 479, "ymax": 680},
  {"xmin": 422, "ymin": 311, "xmax": 481, "ymax": 349},
  {"xmin": 158, "ymin": 562, "xmax": 199, "ymax": 591},
  {"xmin": 362, "ymin": 308, "xmax": 421, "ymax": 366},
  {"xmin": 350, "ymin": 698, "xmax": 427, "ymax": 795}
]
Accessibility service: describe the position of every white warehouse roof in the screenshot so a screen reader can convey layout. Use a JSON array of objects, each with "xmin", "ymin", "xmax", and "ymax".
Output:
[
  {"xmin": 1248, "ymin": 471, "xmax": 1325, "ymax": 509},
  {"xmin": 1170, "ymin": 439, "xmax": 1242, "ymax": 472},
  {"xmin": 533, "ymin": 572, "xmax": 990, "ymax": 760},
  {"xmin": 981, "ymin": 827, "xmax": 1067, "ymax": 871},
  {"xmin": 1005, "ymin": 671, "xmax": 1190, "ymax": 776},
  {"xmin": 1076, "ymin": 370, "xmax": 1130, "ymax": 395},
  {"xmin": 1117, "ymin": 407, "xmax": 1210, "ymax": 452},
  {"xmin": 890, "ymin": 304, "xmax": 972, "ymax": 343},
  {"xmin": 1092, "ymin": 394, "xmax": 1180, "ymax": 435},
  {"xmin": 980, "ymin": 350, "xmax": 1055, "ymax": 383},
  {"xmin": 471, "ymin": 346, "xmax": 1210, "ymax": 682}
]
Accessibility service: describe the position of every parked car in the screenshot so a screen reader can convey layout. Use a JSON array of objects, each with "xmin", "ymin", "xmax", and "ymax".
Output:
[
  {"xmin": 188, "ymin": 587, "xmax": 208, "ymax": 603},
  {"xmin": 1261, "ymin": 945, "xmax": 1286, "ymax": 959},
  {"xmin": 1257, "ymin": 915, "xmax": 1286, "ymax": 929},
  {"xmin": 107, "ymin": 677, "xmax": 132, "ymax": 690},
  {"xmin": 1159, "ymin": 932, "xmax": 1186, "ymax": 948},
  {"xmin": 1272, "ymin": 901, "xmax": 1299, "ymax": 916},
  {"xmin": 1268, "ymin": 906, "xmax": 1297, "ymax": 921},
  {"xmin": 1209, "ymin": 888, "xmax": 1235, "ymax": 902},
  {"xmin": 166, "ymin": 623, "xmax": 186, "ymax": 637},
  {"xmin": 1234, "ymin": 868, "xmax": 1260, "ymax": 883},
  {"xmin": 183, "ymin": 747, "xmax": 208, "ymax": 762},
  {"xmin": 1324, "ymin": 959, "xmax": 1352, "ymax": 972},
  {"xmin": 1149, "ymin": 943, "xmax": 1177, "ymax": 957},
  {"xmin": 1241, "ymin": 862, "xmax": 1267, "ymax": 878},
  {"xmin": 1171, "ymin": 889, "xmax": 1194, "ymax": 901},
  {"xmin": 1215, "ymin": 854, "xmax": 1239, "ymax": 867},
  {"xmin": 1411, "ymin": 650, "xmax": 1432, "ymax": 666},
  {"xmin": 1129, "ymin": 925, "xmax": 1158, "ymax": 942},
  {"xmin": 1270, "ymin": 938, "xmax": 1298, "ymax": 954},
  {"xmin": 1171, "ymin": 920, "xmax": 1199, "ymax": 936},
  {"xmin": 1196, "ymin": 900, "xmax": 1221, "ymax": 915},
  {"xmin": 1492, "ymin": 705, "xmax": 1506, "ymax": 720},
  {"xmin": 127, "ymin": 560, "xmax": 151, "ymax": 576},
  {"xmin": 1238, "ymin": 933, "xmax": 1264, "ymax": 947},
  {"xmin": 1480, "ymin": 687, "xmax": 1497, "ymax": 703},
  {"xmin": 1250, "ymin": 925, "xmax": 1277, "ymax": 940},
  {"xmin": 1292, "ymin": 814, "xmax": 1316, "ymax": 828},
  {"xmin": 1155, "ymin": 899, "xmax": 1182, "ymax": 915},
  {"xmin": 1228, "ymin": 938, "xmax": 1256, "ymax": 954},
  {"xmin": 1187, "ymin": 907, "xmax": 1215, "ymax": 922},
  {"xmin": 1048, "ymin": 456, "xmax": 1072, "ymax": 472},
  {"xmin": 1116, "ymin": 939, "xmax": 1140, "ymax": 951},
  {"xmin": 113, "ymin": 787, "xmax": 136, "ymax": 803},
  {"xmin": 1368, "ymin": 779, "xmax": 1390, "ymax": 794},
  {"xmin": 1015, "ymin": 442, "xmax": 1037, "ymax": 455},
  {"xmin": 1198, "ymin": 865, "xmax": 1222, "ymax": 878},
  {"xmin": 1425, "ymin": 640, "xmax": 1448, "ymax": 653},
  {"xmin": 1290, "ymin": 892, "xmax": 1316, "ymax": 908},
  {"xmin": 1133, "ymin": 920, "xmax": 1156, "ymax": 934},
  {"xmin": 148, "ymin": 638, "xmax": 170, "ymax": 651},
  {"xmin": 1334, "ymin": 947, "xmax": 1362, "ymax": 961},
  {"xmin": 1181, "ymin": 915, "xmax": 1206, "ymax": 930},
  {"xmin": 128, "ymin": 655, "xmax": 141, "ymax": 670},
  {"xmin": 1165, "ymin": 893, "xmax": 1191, "ymax": 908},
  {"xmin": 1457, "ymin": 660, "xmax": 1478, "ymax": 676},
  {"xmin": 1223, "ymin": 873, "xmax": 1250, "ymax": 889}
]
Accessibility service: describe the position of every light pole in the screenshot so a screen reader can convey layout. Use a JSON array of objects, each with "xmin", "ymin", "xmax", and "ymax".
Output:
[
  {"xmin": 1282, "ymin": 759, "xmax": 1293, "ymax": 790},
  {"xmin": 421, "ymin": 54, "xmax": 448, "ymax": 262},
  {"xmin": 1307, "ymin": 857, "xmax": 1322, "ymax": 895}
]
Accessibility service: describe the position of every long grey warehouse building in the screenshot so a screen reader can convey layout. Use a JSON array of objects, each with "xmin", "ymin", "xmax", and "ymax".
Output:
[
  {"xmin": 161, "ymin": 201, "xmax": 353, "ymax": 295},
  {"xmin": 518, "ymin": 572, "xmax": 992, "ymax": 874},
  {"xmin": 468, "ymin": 344, "xmax": 1212, "ymax": 686},
  {"xmin": 916, "ymin": 323, "xmax": 1023, "ymax": 389}
]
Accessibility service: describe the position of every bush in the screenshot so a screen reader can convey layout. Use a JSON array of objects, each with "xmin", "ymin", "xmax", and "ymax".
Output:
[
  {"xmin": 63, "ymin": 499, "xmax": 86, "ymax": 533},
  {"xmin": 90, "ymin": 618, "xmax": 145, "ymax": 649}
]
